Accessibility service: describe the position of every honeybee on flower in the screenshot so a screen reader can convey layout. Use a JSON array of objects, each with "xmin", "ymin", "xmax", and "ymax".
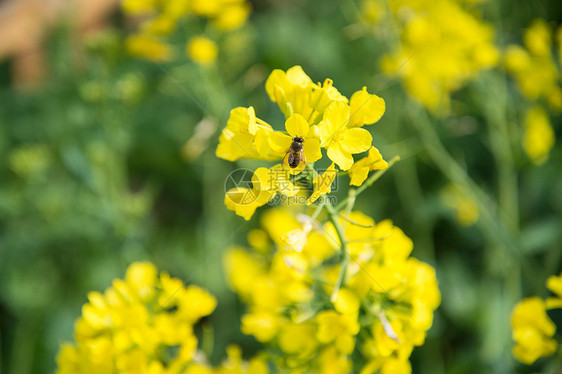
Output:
[{"xmin": 217, "ymin": 66, "xmax": 388, "ymax": 220}]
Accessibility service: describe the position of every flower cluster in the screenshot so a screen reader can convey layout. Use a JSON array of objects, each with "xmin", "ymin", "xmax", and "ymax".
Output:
[
  {"xmin": 511, "ymin": 272, "xmax": 562, "ymax": 364},
  {"xmin": 122, "ymin": 0, "xmax": 251, "ymax": 65},
  {"xmin": 504, "ymin": 20, "xmax": 561, "ymax": 165},
  {"xmin": 56, "ymin": 262, "xmax": 267, "ymax": 374},
  {"xmin": 217, "ymin": 66, "xmax": 388, "ymax": 220},
  {"xmin": 362, "ymin": 0, "xmax": 499, "ymax": 112},
  {"xmin": 224, "ymin": 208, "xmax": 441, "ymax": 373}
]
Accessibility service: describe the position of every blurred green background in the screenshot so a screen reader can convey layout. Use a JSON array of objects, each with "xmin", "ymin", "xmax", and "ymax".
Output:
[{"xmin": 1, "ymin": 0, "xmax": 562, "ymax": 373}]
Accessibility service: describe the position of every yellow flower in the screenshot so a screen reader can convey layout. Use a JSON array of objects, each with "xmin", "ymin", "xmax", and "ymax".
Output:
[
  {"xmin": 318, "ymin": 101, "xmax": 373, "ymax": 170},
  {"xmin": 278, "ymin": 322, "xmax": 318, "ymax": 355},
  {"xmin": 265, "ymin": 66, "xmax": 347, "ymax": 122},
  {"xmin": 268, "ymin": 113, "xmax": 323, "ymax": 170},
  {"xmin": 349, "ymin": 87, "xmax": 386, "ymax": 127},
  {"xmin": 213, "ymin": 2, "xmax": 252, "ymax": 31},
  {"xmin": 307, "ymin": 163, "xmax": 338, "ymax": 204},
  {"xmin": 224, "ymin": 248, "xmax": 266, "ymax": 299},
  {"xmin": 511, "ymin": 297, "xmax": 557, "ymax": 364},
  {"xmin": 241, "ymin": 311, "xmax": 283, "ymax": 342},
  {"xmin": 316, "ymin": 310, "xmax": 360, "ymax": 352},
  {"xmin": 524, "ymin": 19, "xmax": 552, "ymax": 57},
  {"xmin": 187, "ymin": 36, "xmax": 219, "ymax": 66},
  {"xmin": 56, "ymin": 262, "xmax": 216, "ymax": 374},
  {"xmin": 224, "ymin": 165, "xmax": 299, "ymax": 220},
  {"xmin": 546, "ymin": 273, "xmax": 562, "ymax": 309},
  {"xmin": 522, "ymin": 106, "xmax": 555, "ymax": 165},
  {"xmin": 122, "ymin": 0, "xmax": 157, "ymax": 15},
  {"xmin": 378, "ymin": 0, "xmax": 499, "ymax": 112},
  {"xmin": 125, "ymin": 34, "xmax": 173, "ymax": 62},
  {"xmin": 333, "ymin": 287, "xmax": 361, "ymax": 315},
  {"xmin": 348, "ymin": 146, "xmax": 388, "ymax": 186},
  {"xmin": 440, "ymin": 183, "xmax": 479, "ymax": 226},
  {"xmin": 504, "ymin": 19, "xmax": 561, "ymax": 109}
]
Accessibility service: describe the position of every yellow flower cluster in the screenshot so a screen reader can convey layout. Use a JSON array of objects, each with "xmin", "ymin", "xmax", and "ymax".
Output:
[
  {"xmin": 224, "ymin": 208, "xmax": 440, "ymax": 373},
  {"xmin": 122, "ymin": 0, "xmax": 251, "ymax": 65},
  {"xmin": 364, "ymin": 0, "xmax": 499, "ymax": 112},
  {"xmin": 217, "ymin": 66, "xmax": 388, "ymax": 220},
  {"xmin": 56, "ymin": 262, "xmax": 267, "ymax": 374},
  {"xmin": 505, "ymin": 20, "xmax": 562, "ymax": 110},
  {"xmin": 504, "ymin": 20, "xmax": 561, "ymax": 165},
  {"xmin": 511, "ymin": 272, "xmax": 562, "ymax": 364}
]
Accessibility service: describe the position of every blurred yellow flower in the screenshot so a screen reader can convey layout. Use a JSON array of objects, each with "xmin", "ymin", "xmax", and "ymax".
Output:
[
  {"xmin": 187, "ymin": 36, "xmax": 219, "ymax": 66},
  {"xmin": 376, "ymin": 0, "xmax": 499, "ymax": 112},
  {"xmin": 546, "ymin": 273, "xmax": 562, "ymax": 309},
  {"xmin": 123, "ymin": 0, "xmax": 251, "ymax": 63},
  {"xmin": 224, "ymin": 208, "xmax": 440, "ymax": 372},
  {"xmin": 125, "ymin": 34, "xmax": 173, "ymax": 62},
  {"xmin": 511, "ymin": 297, "xmax": 557, "ymax": 364},
  {"xmin": 505, "ymin": 19, "xmax": 562, "ymax": 110},
  {"xmin": 56, "ymin": 262, "xmax": 216, "ymax": 373},
  {"xmin": 522, "ymin": 106, "xmax": 555, "ymax": 165},
  {"xmin": 440, "ymin": 183, "xmax": 479, "ymax": 226}
]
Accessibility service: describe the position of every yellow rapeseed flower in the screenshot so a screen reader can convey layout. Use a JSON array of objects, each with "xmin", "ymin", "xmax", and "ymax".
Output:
[
  {"xmin": 546, "ymin": 273, "xmax": 562, "ymax": 309},
  {"xmin": 505, "ymin": 19, "xmax": 562, "ymax": 110},
  {"xmin": 125, "ymin": 34, "xmax": 173, "ymax": 62},
  {"xmin": 348, "ymin": 146, "xmax": 388, "ymax": 186},
  {"xmin": 376, "ymin": 0, "xmax": 499, "ymax": 112},
  {"xmin": 224, "ymin": 208, "xmax": 440, "ymax": 372},
  {"xmin": 511, "ymin": 297, "xmax": 557, "ymax": 364},
  {"xmin": 217, "ymin": 66, "xmax": 387, "ymax": 219},
  {"xmin": 522, "ymin": 106, "xmax": 555, "ymax": 165},
  {"xmin": 318, "ymin": 101, "xmax": 373, "ymax": 170},
  {"xmin": 56, "ymin": 262, "xmax": 217, "ymax": 373},
  {"xmin": 187, "ymin": 36, "xmax": 219, "ymax": 66}
]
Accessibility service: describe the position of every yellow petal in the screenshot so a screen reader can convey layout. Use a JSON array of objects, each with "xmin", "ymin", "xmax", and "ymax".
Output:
[
  {"xmin": 349, "ymin": 87, "xmax": 385, "ymax": 127},
  {"xmin": 327, "ymin": 143, "xmax": 354, "ymax": 171},
  {"xmin": 303, "ymin": 138, "xmax": 322, "ymax": 163},
  {"xmin": 340, "ymin": 128, "xmax": 372, "ymax": 154},
  {"xmin": 227, "ymin": 107, "xmax": 257, "ymax": 134},
  {"xmin": 285, "ymin": 113, "xmax": 309, "ymax": 137},
  {"xmin": 286, "ymin": 65, "xmax": 313, "ymax": 86},
  {"xmin": 546, "ymin": 274, "xmax": 562, "ymax": 298},
  {"xmin": 268, "ymin": 132, "xmax": 292, "ymax": 154},
  {"xmin": 224, "ymin": 188, "xmax": 258, "ymax": 220},
  {"xmin": 320, "ymin": 101, "xmax": 351, "ymax": 142},
  {"xmin": 349, "ymin": 165, "xmax": 369, "ymax": 186},
  {"xmin": 367, "ymin": 146, "xmax": 388, "ymax": 170}
]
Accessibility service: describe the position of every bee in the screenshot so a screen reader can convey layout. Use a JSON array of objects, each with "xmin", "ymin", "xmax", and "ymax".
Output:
[{"xmin": 285, "ymin": 136, "xmax": 306, "ymax": 168}]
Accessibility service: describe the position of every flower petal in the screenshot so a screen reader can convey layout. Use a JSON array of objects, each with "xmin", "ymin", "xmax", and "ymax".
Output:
[
  {"xmin": 340, "ymin": 128, "xmax": 372, "ymax": 154},
  {"xmin": 349, "ymin": 165, "xmax": 369, "ymax": 186},
  {"xmin": 349, "ymin": 87, "xmax": 385, "ymax": 127},
  {"xmin": 268, "ymin": 132, "xmax": 292, "ymax": 154},
  {"xmin": 320, "ymin": 101, "xmax": 350, "ymax": 143},
  {"xmin": 285, "ymin": 113, "xmax": 309, "ymax": 138},
  {"xmin": 327, "ymin": 142, "xmax": 354, "ymax": 171},
  {"xmin": 303, "ymin": 138, "xmax": 322, "ymax": 163}
]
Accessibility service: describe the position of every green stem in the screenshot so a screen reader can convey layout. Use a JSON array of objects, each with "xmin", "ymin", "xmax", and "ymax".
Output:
[
  {"xmin": 327, "ymin": 200, "xmax": 350, "ymax": 302},
  {"xmin": 408, "ymin": 106, "xmax": 522, "ymax": 256}
]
